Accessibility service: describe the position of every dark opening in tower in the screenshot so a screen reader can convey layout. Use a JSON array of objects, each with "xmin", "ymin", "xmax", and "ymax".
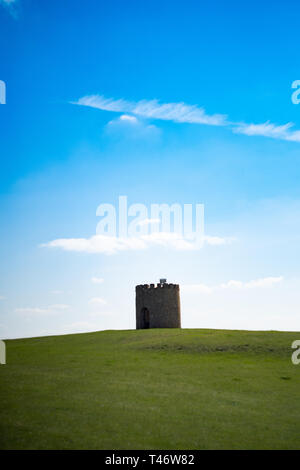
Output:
[{"xmin": 141, "ymin": 307, "xmax": 150, "ymax": 329}]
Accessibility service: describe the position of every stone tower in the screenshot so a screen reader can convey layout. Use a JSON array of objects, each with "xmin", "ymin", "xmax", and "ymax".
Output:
[{"xmin": 136, "ymin": 279, "xmax": 181, "ymax": 329}]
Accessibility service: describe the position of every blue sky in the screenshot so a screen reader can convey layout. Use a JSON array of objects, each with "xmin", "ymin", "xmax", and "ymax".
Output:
[{"xmin": 1, "ymin": 0, "xmax": 300, "ymax": 338}]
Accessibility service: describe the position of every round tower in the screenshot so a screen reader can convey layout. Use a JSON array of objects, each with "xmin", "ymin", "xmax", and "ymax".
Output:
[{"xmin": 135, "ymin": 279, "xmax": 181, "ymax": 329}]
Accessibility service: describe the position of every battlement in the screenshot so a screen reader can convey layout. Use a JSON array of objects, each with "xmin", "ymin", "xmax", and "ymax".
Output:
[{"xmin": 136, "ymin": 283, "xmax": 179, "ymax": 291}]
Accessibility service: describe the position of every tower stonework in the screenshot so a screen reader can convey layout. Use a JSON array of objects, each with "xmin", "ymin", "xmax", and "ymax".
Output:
[{"xmin": 136, "ymin": 280, "xmax": 181, "ymax": 329}]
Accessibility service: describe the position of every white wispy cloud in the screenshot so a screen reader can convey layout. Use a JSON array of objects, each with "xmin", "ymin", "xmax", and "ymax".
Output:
[
  {"xmin": 41, "ymin": 232, "xmax": 235, "ymax": 255},
  {"xmin": 88, "ymin": 297, "xmax": 107, "ymax": 305},
  {"xmin": 234, "ymin": 121, "xmax": 300, "ymax": 143},
  {"xmin": 0, "ymin": 296, "xmax": 6, "ymax": 300},
  {"xmin": 204, "ymin": 235, "xmax": 236, "ymax": 246},
  {"xmin": 50, "ymin": 304, "xmax": 70, "ymax": 309},
  {"xmin": 106, "ymin": 114, "xmax": 160, "ymax": 139},
  {"xmin": 91, "ymin": 277, "xmax": 104, "ymax": 284},
  {"xmin": 182, "ymin": 276, "xmax": 283, "ymax": 294},
  {"xmin": 74, "ymin": 95, "xmax": 227, "ymax": 126},
  {"xmin": 220, "ymin": 276, "xmax": 284, "ymax": 289},
  {"xmin": 119, "ymin": 114, "xmax": 137, "ymax": 122},
  {"xmin": 181, "ymin": 283, "xmax": 214, "ymax": 294},
  {"xmin": 89, "ymin": 310, "xmax": 110, "ymax": 317},
  {"xmin": 135, "ymin": 218, "xmax": 161, "ymax": 227},
  {"xmin": 15, "ymin": 304, "xmax": 70, "ymax": 315},
  {"xmin": 73, "ymin": 94, "xmax": 300, "ymax": 144},
  {"xmin": 15, "ymin": 307, "xmax": 50, "ymax": 314}
]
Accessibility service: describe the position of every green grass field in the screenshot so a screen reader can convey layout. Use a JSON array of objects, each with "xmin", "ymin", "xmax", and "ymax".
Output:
[{"xmin": 0, "ymin": 328, "xmax": 300, "ymax": 449}]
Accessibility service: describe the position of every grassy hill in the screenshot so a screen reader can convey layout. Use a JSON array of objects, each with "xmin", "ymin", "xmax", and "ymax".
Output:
[{"xmin": 0, "ymin": 328, "xmax": 300, "ymax": 449}]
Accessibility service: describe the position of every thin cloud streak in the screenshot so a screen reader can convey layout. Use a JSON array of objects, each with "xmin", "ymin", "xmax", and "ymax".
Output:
[
  {"xmin": 88, "ymin": 297, "xmax": 107, "ymax": 305},
  {"xmin": 182, "ymin": 276, "xmax": 284, "ymax": 294},
  {"xmin": 15, "ymin": 304, "xmax": 71, "ymax": 315},
  {"xmin": 234, "ymin": 121, "xmax": 300, "ymax": 143},
  {"xmin": 91, "ymin": 277, "xmax": 104, "ymax": 284},
  {"xmin": 74, "ymin": 95, "xmax": 227, "ymax": 126},
  {"xmin": 41, "ymin": 232, "xmax": 236, "ymax": 255},
  {"xmin": 73, "ymin": 94, "xmax": 300, "ymax": 143}
]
